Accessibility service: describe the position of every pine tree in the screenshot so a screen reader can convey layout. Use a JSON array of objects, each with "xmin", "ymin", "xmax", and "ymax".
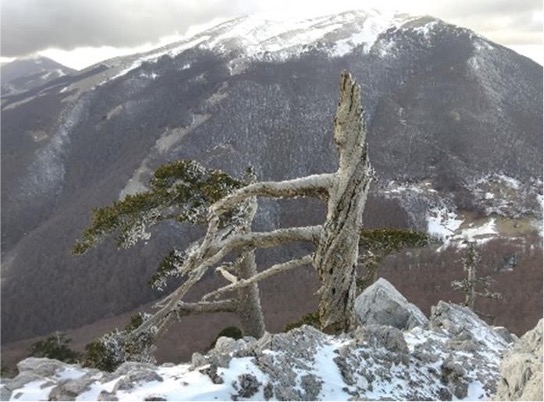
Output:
[
  {"xmin": 74, "ymin": 71, "xmax": 373, "ymax": 362},
  {"xmin": 451, "ymin": 240, "xmax": 501, "ymax": 312}
]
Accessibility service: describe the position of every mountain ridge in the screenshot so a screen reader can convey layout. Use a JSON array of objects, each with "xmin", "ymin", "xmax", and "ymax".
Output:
[{"xmin": 1, "ymin": 10, "xmax": 541, "ymax": 344}]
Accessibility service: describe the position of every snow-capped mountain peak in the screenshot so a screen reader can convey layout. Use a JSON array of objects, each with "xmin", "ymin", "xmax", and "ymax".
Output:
[{"xmin": 104, "ymin": 10, "xmax": 440, "ymax": 80}]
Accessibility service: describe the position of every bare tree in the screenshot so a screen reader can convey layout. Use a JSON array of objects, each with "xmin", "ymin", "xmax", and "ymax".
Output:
[
  {"xmin": 451, "ymin": 240, "xmax": 501, "ymax": 312},
  {"xmin": 75, "ymin": 71, "xmax": 372, "ymax": 363}
]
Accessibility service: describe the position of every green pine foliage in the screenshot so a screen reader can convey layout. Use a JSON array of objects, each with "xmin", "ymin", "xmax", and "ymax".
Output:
[
  {"xmin": 359, "ymin": 228, "xmax": 429, "ymax": 253},
  {"xmin": 73, "ymin": 160, "xmax": 248, "ymax": 291},
  {"xmin": 83, "ymin": 338, "xmax": 121, "ymax": 372},
  {"xmin": 72, "ymin": 160, "xmax": 245, "ymax": 255},
  {"xmin": 284, "ymin": 312, "xmax": 320, "ymax": 332},
  {"xmin": 27, "ymin": 332, "xmax": 81, "ymax": 364},
  {"xmin": 357, "ymin": 228, "xmax": 429, "ymax": 293},
  {"xmin": 82, "ymin": 313, "xmax": 155, "ymax": 372}
]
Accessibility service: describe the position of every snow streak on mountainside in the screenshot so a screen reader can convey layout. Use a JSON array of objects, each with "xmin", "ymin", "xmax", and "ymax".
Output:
[{"xmin": 99, "ymin": 10, "xmax": 450, "ymax": 83}]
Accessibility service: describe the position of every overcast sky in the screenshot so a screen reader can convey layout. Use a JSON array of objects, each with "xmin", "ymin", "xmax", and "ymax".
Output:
[{"xmin": 1, "ymin": 0, "xmax": 542, "ymax": 68}]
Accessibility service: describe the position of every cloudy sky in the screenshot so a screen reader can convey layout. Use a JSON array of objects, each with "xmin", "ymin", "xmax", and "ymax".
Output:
[{"xmin": 1, "ymin": 0, "xmax": 542, "ymax": 69}]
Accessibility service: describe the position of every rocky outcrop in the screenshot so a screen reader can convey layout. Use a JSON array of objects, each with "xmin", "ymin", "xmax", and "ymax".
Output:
[
  {"xmin": 1, "ymin": 298, "xmax": 512, "ymax": 401},
  {"xmin": 494, "ymin": 319, "xmax": 543, "ymax": 401},
  {"xmin": 354, "ymin": 277, "xmax": 428, "ymax": 330}
]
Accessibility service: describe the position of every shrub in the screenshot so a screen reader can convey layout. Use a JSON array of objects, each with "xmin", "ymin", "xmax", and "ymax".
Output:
[{"xmin": 27, "ymin": 332, "xmax": 81, "ymax": 364}]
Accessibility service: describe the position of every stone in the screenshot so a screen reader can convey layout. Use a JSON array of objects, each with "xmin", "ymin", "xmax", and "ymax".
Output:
[
  {"xmin": 112, "ymin": 368, "xmax": 163, "ymax": 392},
  {"xmin": 493, "ymin": 326, "xmax": 517, "ymax": 344},
  {"xmin": 16, "ymin": 358, "xmax": 68, "ymax": 377},
  {"xmin": 494, "ymin": 319, "xmax": 543, "ymax": 401},
  {"xmin": 47, "ymin": 375, "xmax": 96, "ymax": 400},
  {"xmin": 352, "ymin": 325, "xmax": 410, "ymax": 366},
  {"xmin": 2, "ymin": 372, "xmax": 43, "ymax": 392},
  {"xmin": 263, "ymin": 382, "xmax": 273, "ymax": 400},
  {"xmin": 97, "ymin": 390, "xmax": 119, "ymax": 401},
  {"xmin": 199, "ymin": 364, "xmax": 224, "ymax": 384},
  {"xmin": 1, "ymin": 386, "xmax": 12, "ymax": 401},
  {"xmin": 441, "ymin": 356, "xmax": 468, "ymax": 399},
  {"xmin": 143, "ymin": 395, "xmax": 167, "ymax": 401},
  {"xmin": 48, "ymin": 384, "xmax": 78, "ymax": 401},
  {"xmin": 234, "ymin": 374, "xmax": 260, "ymax": 399},
  {"xmin": 354, "ymin": 278, "xmax": 428, "ymax": 330}
]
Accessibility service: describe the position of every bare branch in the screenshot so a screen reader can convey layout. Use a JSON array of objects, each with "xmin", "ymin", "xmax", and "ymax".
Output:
[
  {"xmin": 174, "ymin": 299, "xmax": 237, "ymax": 316},
  {"xmin": 211, "ymin": 174, "xmax": 334, "ymax": 215},
  {"xmin": 203, "ymin": 255, "xmax": 313, "ymax": 301},
  {"xmin": 216, "ymin": 225, "xmax": 322, "ymax": 251},
  {"xmin": 216, "ymin": 266, "xmax": 239, "ymax": 284},
  {"xmin": 132, "ymin": 226, "xmax": 320, "ymax": 337}
]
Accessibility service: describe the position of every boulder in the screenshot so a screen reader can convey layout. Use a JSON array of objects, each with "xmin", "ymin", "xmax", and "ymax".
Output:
[
  {"xmin": 16, "ymin": 357, "xmax": 70, "ymax": 377},
  {"xmin": 494, "ymin": 319, "xmax": 543, "ymax": 401},
  {"xmin": 354, "ymin": 278, "xmax": 428, "ymax": 330}
]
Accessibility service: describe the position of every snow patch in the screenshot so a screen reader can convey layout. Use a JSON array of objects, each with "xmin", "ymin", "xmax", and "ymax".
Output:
[{"xmin": 427, "ymin": 207, "xmax": 463, "ymax": 242}]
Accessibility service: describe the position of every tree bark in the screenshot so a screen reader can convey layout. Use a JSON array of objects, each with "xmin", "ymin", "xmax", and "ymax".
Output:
[
  {"xmin": 235, "ymin": 250, "xmax": 266, "ymax": 338},
  {"xmin": 314, "ymin": 71, "xmax": 372, "ymax": 334},
  {"xmin": 233, "ymin": 197, "xmax": 266, "ymax": 338}
]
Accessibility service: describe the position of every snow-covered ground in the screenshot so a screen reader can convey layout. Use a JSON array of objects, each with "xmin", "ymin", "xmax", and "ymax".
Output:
[{"xmin": 2, "ymin": 304, "xmax": 510, "ymax": 401}]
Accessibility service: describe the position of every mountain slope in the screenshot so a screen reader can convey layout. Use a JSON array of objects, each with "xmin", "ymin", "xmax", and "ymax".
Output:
[
  {"xmin": 1, "ymin": 10, "xmax": 542, "ymax": 344},
  {"xmin": 0, "ymin": 56, "xmax": 76, "ymax": 96}
]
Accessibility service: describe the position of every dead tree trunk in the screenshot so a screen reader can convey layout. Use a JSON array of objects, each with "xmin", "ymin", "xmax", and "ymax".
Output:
[
  {"xmin": 234, "ymin": 196, "xmax": 265, "ymax": 338},
  {"xmin": 235, "ymin": 250, "xmax": 266, "ymax": 338},
  {"xmin": 314, "ymin": 71, "xmax": 372, "ymax": 334}
]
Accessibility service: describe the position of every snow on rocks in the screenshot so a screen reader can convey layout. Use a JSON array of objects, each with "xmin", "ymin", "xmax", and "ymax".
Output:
[{"xmin": 1, "ymin": 282, "xmax": 515, "ymax": 401}]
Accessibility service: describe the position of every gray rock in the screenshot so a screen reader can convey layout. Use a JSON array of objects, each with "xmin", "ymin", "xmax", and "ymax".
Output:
[
  {"xmin": 441, "ymin": 356, "xmax": 468, "ymax": 399},
  {"xmin": 113, "ymin": 362, "xmax": 158, "ymax": 377},
  {"xmin": 493, "ymin": 326, "xmax": 517, "ymax": 344},
  {"xmin": 234, "ymin": 374, "xmax": 261, "ymax": 399},
  {"xmin": 199, "ymin": 364, "xmax": 224, "ymax": 384},
  {"xmin": 97, "ymin": 390, "xmax": 119, "ymax": 401},
  {"xmin": 354, "ymin": 278, "xmax": 428, "ymax": 330},
  {"xmin": 112, "ymin": 368, "xmax": 163, "ymax": 392},
  {"xmin": 2, "ymin": 372, "xmax": 44, "ymax": 391},
  {"xmin": 191, "ymin": 337, "xmax": 251, "ymax": 369},
  {"xmin": 299, "ymin": 374, "xmax": 323, "ymax": 400},
  {"xmin": 352, "ymin": 325, "xmax": 409, "ymax": 365},
  {"xmin": 47, "ymin": 376, "xmax": 95, "ymax": 401},
  {"xmin": 48, "ymin": 383, "xmax": 78, "ymax": 401},
  {"xmin": 263, "ymin": 382, "xmax": 273, "ymax": 400},
  {"xmin": 1, "ymin": 386, "xmax": 12, "ymax": 401},
  {"xmin": 16, "ymin": 357, "xmax": 68, "ymax": 377},
  {"xmin": 143, "ymin": 395, "xmax": 167, "ymax": 401},
  {"xmin": 494, "ymin": 319, "xmax": 543, "ymax": 401}
]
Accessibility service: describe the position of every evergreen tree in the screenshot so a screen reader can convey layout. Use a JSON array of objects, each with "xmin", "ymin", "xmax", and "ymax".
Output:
[
  {"xmin": 357, "ymin": 228, "xmax": 429, "ymax": 292},
  {"xmin": 27, "ymin": 332, "xmax": 81, "ymax": 364},
  {"xmin": 451, "ymin": 240, "xmax": 501, "ymax": 312},
  {"xmin": 74, "ymin": 71, "xmax": 373, "ymax": 363}
]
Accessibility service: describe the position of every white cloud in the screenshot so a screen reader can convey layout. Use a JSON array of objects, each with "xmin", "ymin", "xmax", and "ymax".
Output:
[{"xmin": 1, "ymin": 0, "xmax": 541, "ymax": 67}]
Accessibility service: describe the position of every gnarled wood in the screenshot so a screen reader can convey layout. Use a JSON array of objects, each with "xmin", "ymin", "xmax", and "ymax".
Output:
[{"xmin": 314, "ymin": 71, "xmax": 372, "ymax": 333}]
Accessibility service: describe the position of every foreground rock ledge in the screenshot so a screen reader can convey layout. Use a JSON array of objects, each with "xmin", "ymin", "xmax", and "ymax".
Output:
[
  {"xmin": 493, "ymin": 318, "xmax": 543, "ymax": 401},
  {"xmin": 1, "ymin": 300, "xmax": 516, "ymax": 400}
]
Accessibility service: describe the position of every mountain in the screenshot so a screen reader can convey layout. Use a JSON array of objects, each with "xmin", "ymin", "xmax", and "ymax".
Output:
[
  {"xmin": 1, "ymin": 10, "xmax": 542, "ymax": 346},
  {"xmin": 0, "ymin": 56, "xmax": 76, "ymax": 96}
]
